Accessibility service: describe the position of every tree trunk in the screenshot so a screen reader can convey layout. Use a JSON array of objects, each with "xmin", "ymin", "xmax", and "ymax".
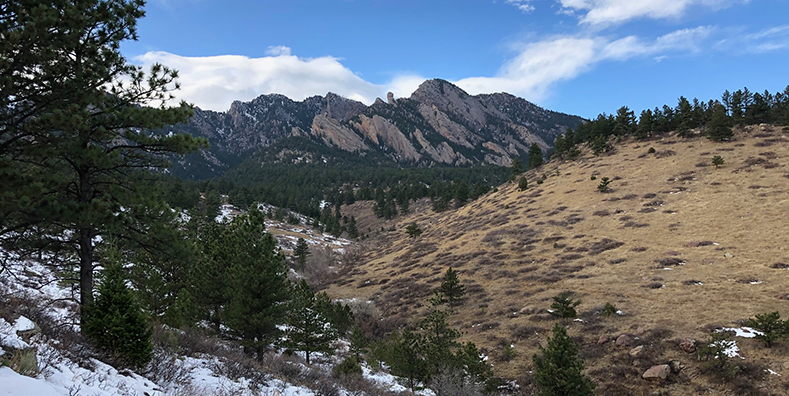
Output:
[{"xmin": 78, "ymin": 227, "xmax": 94, "ymax": 322}]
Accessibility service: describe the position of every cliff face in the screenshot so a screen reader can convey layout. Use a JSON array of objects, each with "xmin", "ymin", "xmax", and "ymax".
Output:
[{"xmin": 163, "ymin": 79, "xmax": 585, "ymax": 179}]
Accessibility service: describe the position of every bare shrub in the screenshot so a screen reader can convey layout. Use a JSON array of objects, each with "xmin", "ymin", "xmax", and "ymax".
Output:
[
  {"xmin": 588, "ymin": 238, "xmax": 624, "ymax": 255},
  {"xmin": 145, "ymin": 350, "xmax": 192, "ymax": 386},
  {"xmin": 655, "ymin": 257, "xmax": 686, "ymax": 267},
  {"xmin": 770, "ymin": 262, "xmax": 789, "ymax": 269},
  {"xmin": 303, "ymin": 246, "xmax": 340, "ymax": 290}
]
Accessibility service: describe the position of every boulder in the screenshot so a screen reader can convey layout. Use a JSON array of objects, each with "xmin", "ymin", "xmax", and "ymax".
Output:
[
  {"xmin": 616, "ymin": 334, "xmax": 635, "ymax": 347},
  {"xmin": 679, "ymin": 338, "xmax": 696, "ymax": 353},
  {"xmin": 629, "ymin": 345, "xmax": 644, "ymax": 357},
  {"xmin": 669, "ymin": 360, "xmax": 685, "ymax": 373},
  {"xmin": 642, "ymin": 364, "xmax": 671, "ymax": 381}
]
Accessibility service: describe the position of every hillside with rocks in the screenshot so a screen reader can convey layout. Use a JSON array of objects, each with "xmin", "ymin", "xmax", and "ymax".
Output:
[
  {"xmin": 327, "ymin": 124, "xmax": 789, "ymax": 395},
  {"xmin": 163, "ymin": 79, "xmax": 583, "ymax": 179}
]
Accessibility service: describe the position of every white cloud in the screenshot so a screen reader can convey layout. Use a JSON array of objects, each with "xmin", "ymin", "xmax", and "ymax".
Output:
[
  {"xmin": 714, "ymin": 25, "xmax": 789, "ymax": 53},
  {"xmin": 135, "ymin": 51, "xmax": 424, "ymax": 111},
  {"xmin": 557, "ymin": 0, "xmax": 747, "ymax": 26},
  {"xmin": 456, "ymin": 27, "xmax": 711, "ymax": 100},
  {"xmin": 135, "ymin": 22, "xmax": 770, "ymax": 112},
  {"xmin": 506, "ymin": 0, "xmax": 536, "ymax": 12},
  {"xmin": 264, "ymin": 45, "xmax": 292, "ymax": 56}
]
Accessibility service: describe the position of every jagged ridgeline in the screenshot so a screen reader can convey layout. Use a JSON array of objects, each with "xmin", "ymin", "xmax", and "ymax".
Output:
[
  {"xmin": 161, "ymin": 79, "xmax": 583, "ymax": 178},
  {"xmin": 158, "ymin": 79, "xmax": 583, "ymax": 216}
]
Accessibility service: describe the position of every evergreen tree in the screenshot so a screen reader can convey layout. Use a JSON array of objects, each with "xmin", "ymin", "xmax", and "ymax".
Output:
[
  {"xmin": 676, "ymin": 96, "xmax": 693, "ymax": 137},
  {"xmin": 533, "ymin": 324, "xmax": 595, "ymax": 396},
  {"xmin": 712, "ymin": 155, "xmax": 724, "ymax": 168},
  {"xmin": 282, "ymin": 280, "xmax": 339, "ymax": 365},
  {"xmin": 347, "ymin": 216, "xmax": 359, "ymax": 240},
  {"xmin": 518, "ymin": 176, "xmax": 529, "ymax": 191},
  {"xmin": 636, "ymin": 109, "xmax": 654, "ymax": 139},
  {"xmin": 528, "ymin": 144, "xmax": 544, "ymax": 169},
  {"xmin": 192, "ymin": 219, "xmax": 232, "ymax": 331},
  {"xmin": 386, "ymin": 326, "xmax": 429, "ymax": 391},
  {"xmin": 349, "ymin": 326, "xmax": 369, "ymax": 361},
  {"xmin": 437, "ymin": 267, "xmax": 466, "ymax": 307},
  {"xmin": 406, "ymin": 222, "xmax": 423, "ymax": 238},
  {"xmin": 0, "ymin": 0, "xmax": 205, "ymax": 319},
  {"xmin": 549, "ymin": 291, "xmax": 581, "ymax": 318},
  {"xmin": 222, "ymin": 209, "xmax": 290, "ymax": 357},
  {"xmin": 294, "ymin": 237, "xmax": 310, "ymax": 269},
  {"xmin": 553, "ymin": 134, "xmax": 568, "ymax": 159},
  {"xmin": 613, "ymin": 106, "xmax": 636, "ymax": 135},
  {"xmin": 510, "ymin": 157, "xmax": 524, "ymax": 178},
  {"xmin": 454, "ymin": 180, "xmax": 469, "ymax": 209},
  {"xmin": 83, "ymin": 247, "xmax": 152, "ymax": 369},
  {"xmin": 455, "ymin": 341, "xmax": 494, "ymax": 386},
  {"xmin": 420, "ymin": 310, "xmax": 461, "ymax": 376},
  {"xmin": 708, "ymin": 103, "xmax": 733, "ymax": 141}
]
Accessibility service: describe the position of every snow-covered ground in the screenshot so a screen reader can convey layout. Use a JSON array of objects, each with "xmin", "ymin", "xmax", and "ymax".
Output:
[{"xmin": 0, "ymin": 251, "xmax": 419, "ymax": 396}]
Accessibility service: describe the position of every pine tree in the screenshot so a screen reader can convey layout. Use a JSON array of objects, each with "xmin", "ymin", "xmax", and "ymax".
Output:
[
  {"xmin": 549, "ymin": 291, "xmax": 581, "ymax": 318},
  {"xmin": 294, "ymin": 237, "xmax": 310, "ymax": 269},
  {"xmin": 347, "ymin": 216, "xmax": 359, "ymax": 240},
  {"xmin": 386, "ymin": 326, "xmax": 428, "ymax": 391},
  {"xmin": 528, "ymin": 144, "xmax": 544, "ymax": 170},
  {"xmin": 192, "ymin": 219, "xmax": 233, "ymax": 331},
  {"xmin": 533, "ymin": 324, "xmax": 595, "ymax": 396},
  {"xmin": 438, "ymin": 267, "xmax": 466, "ymax": 307},
  {"xmin": 708, "ymin": 103, "xmax": 733, "ymax": 141},
  {"xmin": 510, "ymin": 157, "xmax": 524, "ymax": 178},
  {"xmin": 406, "ymin": 222, "xmax": 423, "ymax": 238},
  {"xmin": 222, "ymin": 209, "xmax": 291, "ymax": 357},
  {"xmin": 420, "ymin": 310, "xmax": 461, "ymax": 376},
  {"xmin": 282, "ymin": 280, "xmax": 339, "ymax": 365},
  {"xmin": 518, "ymin": 176, "xmax": 529, "ymax": 191},
  {"xmin": 349, "ymin": 326, "xmax": 369, "ymax": 361},
  {"xmin": 636, "ymin": 109, "xmax": 654, "ymax": 139},
  {"xmin": 0, "ymin": 0, "xmax": 205, "ymax": 319},
  {"xmin": 83, "ymin": 247, "xmax": 152, "ymax": 369}
]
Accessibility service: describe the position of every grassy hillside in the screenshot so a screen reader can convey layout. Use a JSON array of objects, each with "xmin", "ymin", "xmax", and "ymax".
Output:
[{"xmin": 328, "ymin": 124, "xmax": 789, "ymax": 395}]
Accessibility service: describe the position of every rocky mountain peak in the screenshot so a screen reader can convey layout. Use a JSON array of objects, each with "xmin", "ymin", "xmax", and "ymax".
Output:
[
  {"xmin": 164, "ymin": 79, "xmax": 585, "ymax": 179},
  {"xmin": 325, "ymin": 92, "xmax": 367, "ymax": 122}
]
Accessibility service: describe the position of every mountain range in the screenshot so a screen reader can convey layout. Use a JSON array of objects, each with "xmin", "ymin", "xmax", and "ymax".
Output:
[{"xmin": 162, "ymin": 79, "xmax": 585, "ymax": 179}]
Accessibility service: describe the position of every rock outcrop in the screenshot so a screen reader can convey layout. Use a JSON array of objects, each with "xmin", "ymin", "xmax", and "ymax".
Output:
[{"xmin": 162, "ymin": 79, "xmax": 584, "ymax": 179}]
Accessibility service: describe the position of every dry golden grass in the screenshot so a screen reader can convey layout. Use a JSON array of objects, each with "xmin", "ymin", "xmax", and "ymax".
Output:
[{"xmin": 328, "ymin": 125, "xmax": 789, "ymax": 394}]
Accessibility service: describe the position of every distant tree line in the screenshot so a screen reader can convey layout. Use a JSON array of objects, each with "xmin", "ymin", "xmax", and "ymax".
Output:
[
  {"xmin": 553, "ymin": 86, "xmax": 789, "ymax": 159},
  {"xmin": 157, "ymin": 164, "xmax": 509, "ymax": 227}
]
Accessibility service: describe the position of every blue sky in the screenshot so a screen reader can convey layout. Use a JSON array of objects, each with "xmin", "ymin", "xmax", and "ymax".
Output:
[{"xmin": 124, "ymin": 0, "xmax": 789, "ymax": 118}]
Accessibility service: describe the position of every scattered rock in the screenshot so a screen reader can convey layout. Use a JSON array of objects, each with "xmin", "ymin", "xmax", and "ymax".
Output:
[
  {"xmin": 703, "ymin": 258, "xmax": 715, "ymax": 265},
  {"xmin": 629, "ymin": 345, "xmax": 644, "ymax": 357},
  {"xmin": 782, "ymin": 361, "xmax": 789, "ymax": 370},
  {"xmin": 686, "ymin": 241, "xmax": 699, "ymax": 248},
  {"xmin": 665, "ymin": 250, "xmax": 680, "ymax": 256},
  {"xmin": 679, "ymin": 338, "xmax": 696, "ymax": 353},
  {"xmin": 598, "ymin": 334, "xmax": 611, "ymax": 345},
  {"xmin": 642, "ymin": 364, "xmax": 671, "ymax": 381},
  {"xmin": 616, "ymin": 334, "xmax": 635, "ymax": 347},
  {"xmin": 669, "ymin": 360, "xmax": 685, "ymax": 373},
  {"xmin": 636, "ymin": 326, "xmax": 647, "ymax": 336},
  {"xmin": 724, "ymin": 253, "xmax": 734, "ymax": 259}
]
